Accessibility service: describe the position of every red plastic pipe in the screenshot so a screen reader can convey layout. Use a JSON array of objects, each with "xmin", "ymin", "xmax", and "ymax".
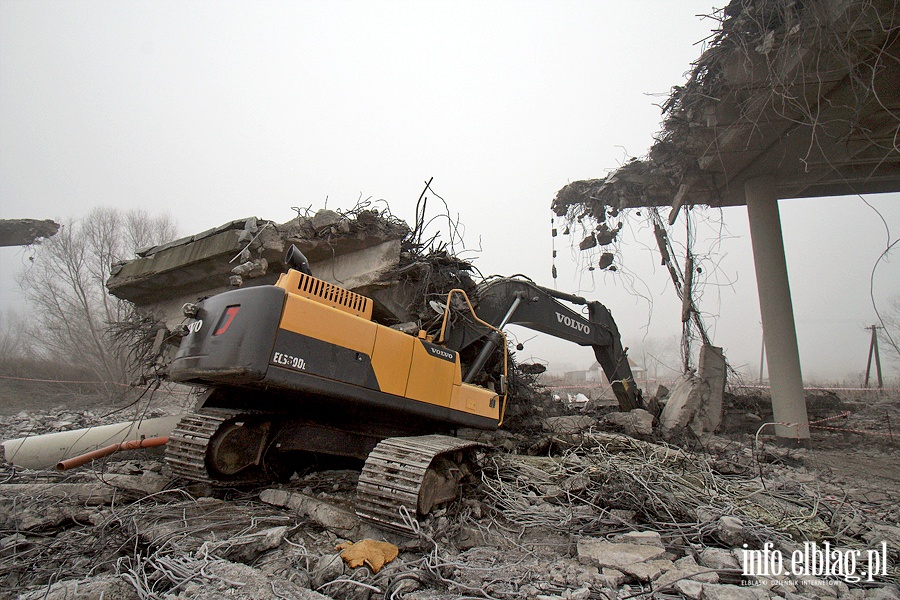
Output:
[{"xmin": 56, "ymin": 436, "xmax": 169, "ymax": 471}]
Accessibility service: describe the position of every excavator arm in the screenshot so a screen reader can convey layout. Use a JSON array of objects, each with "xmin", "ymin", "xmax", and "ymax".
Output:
[{"xmin": 441, "ymin": 277, "xmax": 643, "ymax": 411}]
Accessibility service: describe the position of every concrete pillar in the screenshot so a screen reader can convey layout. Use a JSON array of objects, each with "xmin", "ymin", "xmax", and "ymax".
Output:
[{"xmin": 745, "ymin": 178, "xmax": 810, "ymax": 439}]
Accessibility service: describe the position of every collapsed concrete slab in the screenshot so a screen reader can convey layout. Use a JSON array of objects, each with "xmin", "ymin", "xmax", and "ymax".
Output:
[
  {"xmin": 0, "ymin": 218, "xmax": 59, "ymax": 247},
  {"xmin": 107, "ymin": 210, "xmax": 410, "ymax": 331}
]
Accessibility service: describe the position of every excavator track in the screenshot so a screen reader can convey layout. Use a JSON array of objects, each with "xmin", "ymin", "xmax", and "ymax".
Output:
[
  {"xmin": 165, "ymin": 408, "xmax": 277, "ymax": 487},
  {"xmin": 355, "ymin": 434, "xmax": 484, "ymax": 534},
  {"xmin": 169, "ymin": 412, "xmax": 483, "ymax": 533}
]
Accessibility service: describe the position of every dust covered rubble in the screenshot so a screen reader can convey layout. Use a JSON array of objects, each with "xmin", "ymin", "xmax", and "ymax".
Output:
[{"xmin": 3, "ymin": 400, "xmax": 900, "ymax": 600}]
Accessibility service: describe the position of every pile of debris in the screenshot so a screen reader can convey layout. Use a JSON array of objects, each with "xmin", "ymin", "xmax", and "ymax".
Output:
[{"xmin": 2, "ymin": 390, "xmax": 899, "ymax": 599}]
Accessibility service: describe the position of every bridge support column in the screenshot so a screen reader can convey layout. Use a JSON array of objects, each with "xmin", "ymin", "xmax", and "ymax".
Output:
[{"xmin": 745, "ymin": 178, "xmax": 810, "ymax": 439}]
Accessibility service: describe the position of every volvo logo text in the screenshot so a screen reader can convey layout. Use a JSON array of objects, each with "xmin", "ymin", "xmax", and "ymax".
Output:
[
  {"xmin": 429, "ymin": 346, "xmax": 455, "ymax": 360},
  {"xmin": 556, "ymin": 312, "xmax": 590, "ymax": 335}
]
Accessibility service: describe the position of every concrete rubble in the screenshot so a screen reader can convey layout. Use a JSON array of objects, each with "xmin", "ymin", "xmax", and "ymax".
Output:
[{"xmin": 0, "ymin": 390, "xmax": 898, "ymax": 599}]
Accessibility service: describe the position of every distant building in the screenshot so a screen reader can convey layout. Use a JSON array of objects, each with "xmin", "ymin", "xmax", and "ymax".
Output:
[{"xmin": 562, "ymin": 360, "xmax": 647, "ymax": 387}]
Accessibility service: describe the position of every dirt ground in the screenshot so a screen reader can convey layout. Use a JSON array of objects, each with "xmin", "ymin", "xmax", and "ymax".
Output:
[{"xmin": 0, "ymin": 384, "xmax": 897, "ymax": 600}]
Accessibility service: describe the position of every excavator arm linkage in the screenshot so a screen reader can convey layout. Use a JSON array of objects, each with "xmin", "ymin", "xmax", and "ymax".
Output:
[{"xmin": 443, "ymin": 278, "xmax": 642, "ymax": 411}]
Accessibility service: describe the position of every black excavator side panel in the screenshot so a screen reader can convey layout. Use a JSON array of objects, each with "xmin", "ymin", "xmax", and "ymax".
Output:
[{"xmin": 170, "ymin": 285, "xmax": 286, "ymax": 385}]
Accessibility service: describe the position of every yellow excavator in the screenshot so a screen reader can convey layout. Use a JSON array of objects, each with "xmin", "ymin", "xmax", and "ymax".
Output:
[{"xmin": 166, "ymin": 246, "xmax": 642, "ymax": 532}]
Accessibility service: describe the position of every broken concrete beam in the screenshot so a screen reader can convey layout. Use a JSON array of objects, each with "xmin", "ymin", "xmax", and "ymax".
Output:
[
  {"xmin": 99, "ymin": 473, "xmax": 171, "ymax": 496},
  {"xmin": 108, "ymin": 218, "xmax": 269, "ymax": 305},
  {"xmin": 697, "ymin": 345, "xmax": 726, "ymax": 432},
  {"xmin": 0, "ymin": 483, "xmax": 116, "ymax": 504},
  {"xmin": 2, "ymin": 415, "xmax": 182, "ymax": 469},
  {"xmin": 259, "ymin": 488, "xmax": 360, "ymax": 537},
  {"xmin": 310, "ymin": 239, "xmax": 402, "ymax": 292},
  {"xmin": 0, "ymin": 218, "xmax": 59, "ymax": 246},
  {"xmin": 17, "ymin": 575, "xmax": 141, "ymax": 600}
]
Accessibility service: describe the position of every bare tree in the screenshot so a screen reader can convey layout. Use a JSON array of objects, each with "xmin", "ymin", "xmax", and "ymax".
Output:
[
  {"xmin": 0, "ymin": 309, "xmax": 32, "ymax": 366},
  {"xmin": 18, "ymin": 207, "xmax": 178, "ymax": 383},
  {"xmin": 629, "ymin": 335, "xmax": 681, "ymax": 382}
]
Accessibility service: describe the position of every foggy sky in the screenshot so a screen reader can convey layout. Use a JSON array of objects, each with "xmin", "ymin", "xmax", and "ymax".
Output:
[{"xmin": 1, "ymin": 1, "xmax": 898, "ymax": 382}]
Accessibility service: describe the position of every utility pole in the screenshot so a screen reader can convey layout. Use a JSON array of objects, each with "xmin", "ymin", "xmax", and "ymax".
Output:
[{"xmin": 864, "ymin": 325, "xmax": 883, "ymax": 389}]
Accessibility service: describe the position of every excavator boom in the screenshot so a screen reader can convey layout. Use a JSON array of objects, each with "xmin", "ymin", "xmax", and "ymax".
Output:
[{"xmin": 443, "ymin": 277, "xmax": 642, "ymax": 411}]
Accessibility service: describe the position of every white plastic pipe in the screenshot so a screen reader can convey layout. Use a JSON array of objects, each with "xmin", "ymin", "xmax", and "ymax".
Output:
[{"xmin": 2, "ymin": 415, "xmax": 183, "ymax": 469}]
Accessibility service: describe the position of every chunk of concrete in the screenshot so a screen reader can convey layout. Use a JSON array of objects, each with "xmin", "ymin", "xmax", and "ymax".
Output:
[
  {"xmin": 620, "ymin": 560, "xmax": 662, "ymax": 582},
  {"xmin": 0, "ymin": 218, "xmax": 59, "ymax": 247},
  {"xmin": 716, "ymin": 516, "xmax": 745, "ymax": 546},
  {"xmin": 656, "ymin": 555, "xmax": 720, "ymax": 589},
  {"xmin": 543, "ymin": 415, "xmax": 596, "ymax": 435},
  {"xmin": 659, "ymin": 374, "xmax": 710, "ymax": 434},
  {"xmin": 605, "ymin": 409, "xmax": 654, "ymax": 436},
  {"xmin": 231, "ymin": 257, "xmax": 268, "ymax": 278},
  {"xmin": 213, "ymin": 525, "xmax": 288, "ymax": 563},
  {"xmin": 600, "ymin": 568, "xmax": 626, "ymax": 586},
  {"xmin": 675, "ymin": 579, "xmax": 705, "ymax": 599},
  {"xmin": 700, "ymin": 583, "xmax": 769, "ymax": 600},
  {"xmin": 864, "ymin": 587, "xmax": 900, "ymax": 600},
  {"xmin": 101, "ymin": 473, "xmax": 170, "ymax": 496},
  {"xmin": 106, "ymin": 213, "xmax": 408, "ymax": 331},
  {"xmin": 260, "ymin": 488, "xmax": 360, "ymax": 537},
  {"xmin": 647, "ymin": 558, "xmax": 676, "ymax": 573},
  {"xmin": 699, "ymin": 547, "xmax": 741, "ymax": 571},
  {"xmin": 615, "ymin": 530, "xmax": 664, "ymax": 547},
  {"xmin": 576, "ymin": 538, "xmax": 666, "ymax": 569},
  {"xmin": 311, "ymin": 209, "xmax": 342, "ymax": 231}
]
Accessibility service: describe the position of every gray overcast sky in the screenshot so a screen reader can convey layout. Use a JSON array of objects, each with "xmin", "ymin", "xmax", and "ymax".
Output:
[{"xmin": 1, "ymin": 1, "xmax": 898, "ymax": 382}]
